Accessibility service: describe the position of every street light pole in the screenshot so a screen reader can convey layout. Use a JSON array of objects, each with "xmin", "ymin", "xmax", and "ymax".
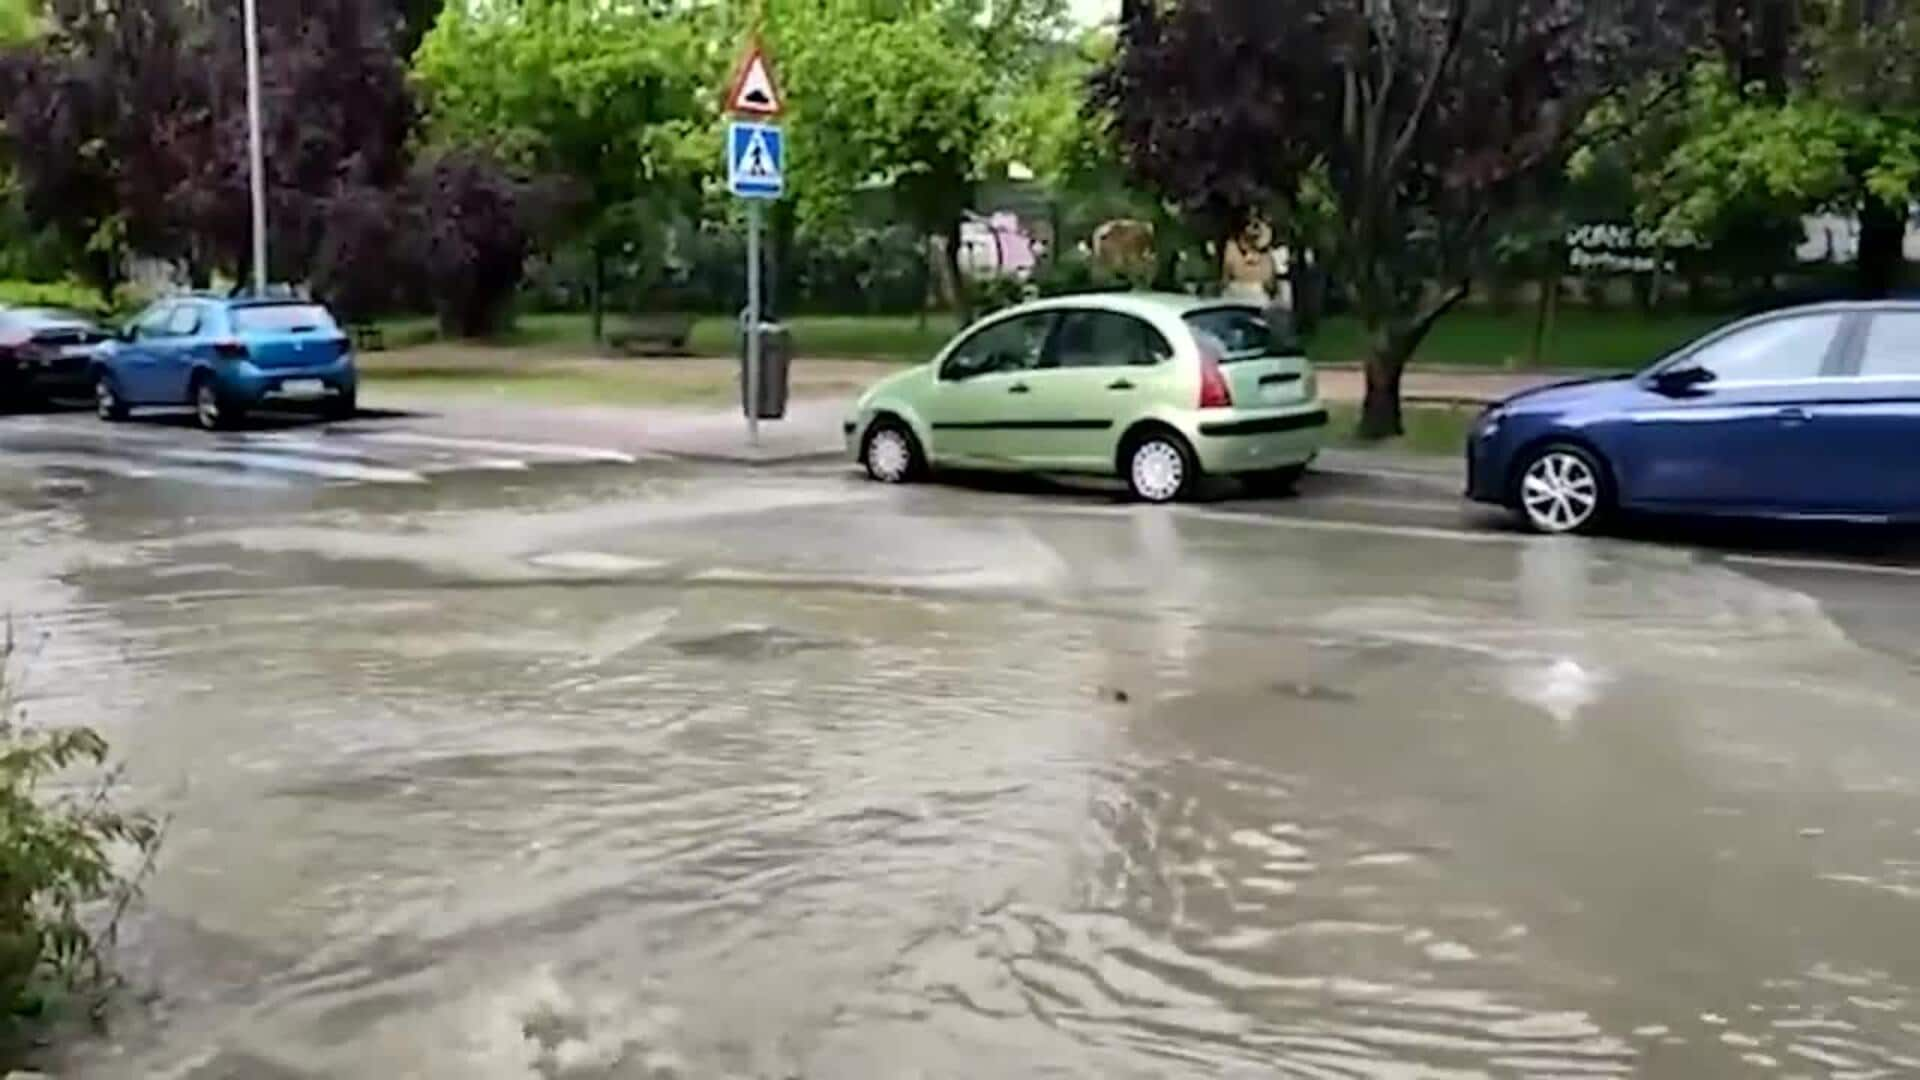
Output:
[{"xmin": 242, "ymin": 0, "xmax": 267, "ymax": 295}]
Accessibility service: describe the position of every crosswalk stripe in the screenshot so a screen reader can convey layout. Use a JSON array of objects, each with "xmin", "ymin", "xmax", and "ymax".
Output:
[
  {"xmin": 15, "ymin": 451, "xmax": 289, "ymax": 488},
  {"xmin": 348, "ymin": 431, "xmax": 642, "ymax": 464},
  {"xmin": 228, "ymin": 434, "xmax": 531, "ymax": 474},
  {"xmin": 151, "ymin": 448, "xmax": 427, "ymax": 485}
]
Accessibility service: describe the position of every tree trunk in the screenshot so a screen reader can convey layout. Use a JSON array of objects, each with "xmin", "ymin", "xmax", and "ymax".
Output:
[
  {"xmin": 942, "ymin": 218, "xmax": 971, "ymax": 328},
  {"xmin": 1857, "ymin": 196, "xmax": 1906, "ymax": 299},
  {"xmin": 590, "ymin": 244, "xmax": 607, "ymax": 344},
  {"xmin": 1358, "ymin": 340, "xmax": 1407, "ymax": 441},
  {"xmin": 1528, "ymin": 245, "xmax": 1562, "ymax": 369}
]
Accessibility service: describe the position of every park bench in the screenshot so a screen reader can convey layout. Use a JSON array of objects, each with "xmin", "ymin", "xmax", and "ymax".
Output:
[
  {"xmin": 607, "ymin": 312, "xmax": 696, "ymax": 355},
  {"xmin": 348, "ymin": 324, "xmax": 387, "ymax": 353}
]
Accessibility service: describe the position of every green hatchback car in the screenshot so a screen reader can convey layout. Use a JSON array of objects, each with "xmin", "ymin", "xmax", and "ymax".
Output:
[{"xmin": 845, "ymin": 293, "xmax": 1328, "ymax": 502}]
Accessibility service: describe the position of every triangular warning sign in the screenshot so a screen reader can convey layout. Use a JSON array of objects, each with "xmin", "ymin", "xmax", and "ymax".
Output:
[{"xmin": 725, "ymin": 37, "xmax": 784, "ymax": 118}]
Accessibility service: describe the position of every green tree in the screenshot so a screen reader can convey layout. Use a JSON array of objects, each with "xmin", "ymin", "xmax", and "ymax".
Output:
[
  {"xmin": 414, "ymin": 0, "xmax": 713, "ymax": 340},
  {"xmin": 761, "ymin": 2, "xmax": 994, "ymax": 321},
  {"xmin": 1099, "ymin": 0, "xmax": 1701, "ymax": 439},
  {"xmin": 1632, "ymin": 2, "xmax": 1920, "ymax": 297}
]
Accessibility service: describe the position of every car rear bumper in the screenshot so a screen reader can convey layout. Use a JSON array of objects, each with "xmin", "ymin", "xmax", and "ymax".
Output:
[
  {"xmin": 221, "ymin": 358, "xmax": 356, "ymax": 404},
  {"xmin": 1188, "ymin": 405, "xmax": 1328, "ymax": 475}
]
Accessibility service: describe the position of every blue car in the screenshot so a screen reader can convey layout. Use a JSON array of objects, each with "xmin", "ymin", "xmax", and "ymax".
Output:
[
  {"xmin": 93, "ymin": 296, "xmax": 357, "ymax": 430},
  {"xmin": 1469, "ymin": 301, "xmax": 1920, "ymax": 533}
]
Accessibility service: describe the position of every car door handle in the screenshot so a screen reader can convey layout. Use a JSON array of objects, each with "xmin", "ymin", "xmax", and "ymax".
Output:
[
  {"xmin": 1107, "ymin": 379, "xmax": 1135, "ymax": 391},
  {"xmin": 1776, "ymin": 406, "xmax": 1812, "ymax": 424},
  {"xmin": 1008, "ymin": 383, "xmax": 1030, "ymax": 394}
]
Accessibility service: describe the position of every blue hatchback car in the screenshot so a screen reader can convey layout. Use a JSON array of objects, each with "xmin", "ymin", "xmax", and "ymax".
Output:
[
  {"xmin": 93, "ymin": 296, "xmax": 357, "ymax": 430},
  {"xmin": 1469, "ymin": 301, "xmax": 1920, "ymax": 532}
]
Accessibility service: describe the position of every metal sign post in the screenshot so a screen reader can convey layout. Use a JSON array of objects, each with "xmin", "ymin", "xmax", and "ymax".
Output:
[
  {"xmin": 725, "ymin": 37, "xmax": 786, "ymax": 447},
  {"xmin": 243, "ymin": 0, "xmax": 267, "ymax": 295},
  {"xmin": 745, "ymin": 202, "xmax": 763, "ymax": 446}
]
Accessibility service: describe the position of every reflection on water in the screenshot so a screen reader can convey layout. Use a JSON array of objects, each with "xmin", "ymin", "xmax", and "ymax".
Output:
[{"xmin": 5, "ymin": 470, "xmax": 1920, "ymax": 1077}]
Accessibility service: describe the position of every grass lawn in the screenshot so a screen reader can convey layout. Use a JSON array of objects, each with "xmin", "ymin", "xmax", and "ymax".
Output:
[
  {"xmin": 1305, "ymin": 308, "xmax": 1725, "ymax": 371},
  {"xmin": 373, "ymin": 312, "xmax": 958, "ymax": 363},
  {"xmin": 377, "ymin": 306, "xmax": 1721, "ymax": 371},
  {"xmin": 1324, "ymin": 401, "xmax": 1477, "ymax": 457},
  {"xmin": 356, "ymin": 346, "xmax": 895, "ymax": 407}
]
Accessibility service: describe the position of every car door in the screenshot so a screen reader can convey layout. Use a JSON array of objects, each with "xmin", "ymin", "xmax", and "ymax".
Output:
[
  {"xmin": 114, "ymin": 304, "xmax": 176, "ymax": 402},
  {"xmin": 1794, "ymin": 308, "xmax": 1920, "ymax": 514},
  {"xmin": 920, "ymin": 311, "xmax": 1056, "ymax": 467},
  {"xmin": 1623, "ymin": 311, "xmax": 1849, "ymax": 511},
  {"xmin": 154, "ymin": 302, "xmax": 208, "ymax": 402},
  {"xmin": 1022, "ymin": 308, "xmax": 1176, "ymax": 470}
]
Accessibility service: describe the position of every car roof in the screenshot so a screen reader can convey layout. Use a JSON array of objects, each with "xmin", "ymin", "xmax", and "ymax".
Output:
[{"xmin": 1746, "ymin": 299, "xmax": 1920, "ymax": 318}]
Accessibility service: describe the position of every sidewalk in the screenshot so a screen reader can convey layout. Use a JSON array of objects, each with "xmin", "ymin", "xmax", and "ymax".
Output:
[{"xmin": 359, "ymin": 362, "xmax": 1549, "ymax": 469}]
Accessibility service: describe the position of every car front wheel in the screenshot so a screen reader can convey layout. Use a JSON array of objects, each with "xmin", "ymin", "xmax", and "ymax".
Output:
[
  {"xmin": 1124, "ymin": 430, "xmax": 1199, "ymax": 504},
  {"xmin": 1514, "ymin": 443, "xmax": 1611, "ymax": 534},
  {"xmin": 861, "ymin": 419, "xmax": 924, "ymax": 484},
  {"xmin": 95, "ymin": 374, "xmax": 128, "ymax": 422}
]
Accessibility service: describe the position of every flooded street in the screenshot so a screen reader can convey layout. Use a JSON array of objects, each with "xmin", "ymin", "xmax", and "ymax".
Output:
[{"xmin": 5, "ymin": 415, "xmax": 1920, "ymax": 1077}]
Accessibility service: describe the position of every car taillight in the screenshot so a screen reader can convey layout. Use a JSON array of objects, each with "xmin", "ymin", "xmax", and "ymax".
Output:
[
  {"xmin": 0, "ymin": 329, "xmax": 30, "ymax": 350},
  {"xmin": 213, "ymin": 341, "xmax": 250, "ymax": 360},
  {"xmin": 1197, "ymin": 347, "xmax": 1233, "ymax": 409}
]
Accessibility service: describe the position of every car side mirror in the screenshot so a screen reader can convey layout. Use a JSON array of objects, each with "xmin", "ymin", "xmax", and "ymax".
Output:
[{"xmin": 1652, "ymin": 365, "xmax": 1715, "ymax": 395}]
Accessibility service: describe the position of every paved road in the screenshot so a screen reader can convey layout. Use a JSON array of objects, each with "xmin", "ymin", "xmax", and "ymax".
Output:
[{"xmin": 7, "ymin": 405, "xmax": 1920, "ymax": 1078}]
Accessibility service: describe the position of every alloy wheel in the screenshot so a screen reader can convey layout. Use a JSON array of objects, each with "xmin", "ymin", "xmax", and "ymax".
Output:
[
  {"xmin": 195, "ymin": 383, "xmax": 221, "ymax": 430},
  {"xmin": 95, "ymin": 379, "xmax": 119, "ymax": 420},
  {"xmin": 1520, "ymin": 450, "xmax": 1600, "ymax": 533}
]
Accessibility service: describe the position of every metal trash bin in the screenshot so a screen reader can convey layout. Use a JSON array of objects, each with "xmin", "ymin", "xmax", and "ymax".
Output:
[{"xmin": 738, "ymin": 320, "xmax": 792, "ymax": 420}]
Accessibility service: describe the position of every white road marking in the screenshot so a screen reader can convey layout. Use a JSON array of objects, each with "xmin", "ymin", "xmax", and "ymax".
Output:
[
  {"xmin": 10, "ymin": 451, "xmax": 287, "ymax": 488},
  {"xmin": 349, "ymin": 431, "xmax": 643, "ymax": 464},
  {"xmin": 1308, "ymin": 494, "xmax": 1469, "ymax": 514},
  {"xmin": 237, "ymin": 434, "xmax": 530, "ymax": 473},
  {"xmin": 153, "ymin": 448, "xmax": 427, "ymax": 485},
  {"xmin": 1724, "ymin": 554, "xmax": 1920, "ymax": 580},
  {"xmin": 1029, "ymin": 502, "xmax": 1521, "ymax": 544}
]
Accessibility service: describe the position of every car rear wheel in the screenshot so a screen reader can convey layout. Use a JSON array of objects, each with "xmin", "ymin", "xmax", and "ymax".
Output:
[
  {"xmin": 861, "ymin": 419, "xmax": 925, "ymax": 484},
  {"xmin": 324, "ymin": 387, "xmax": 357, "ymax": 421},
  {"xmin": 1124, "ymin": 430, "xmax": 1199, "ymax": 504},
  {"xmin": 194, "ymin": 378, "xmax": 240, "ymax": 431},
  {"xmin": 1514, "ymin": 443, "xmax": 1610, "ymax": 534},
  {"xmin": 94, "ymin": 374, "xmax": 128, "ymax": 422}
]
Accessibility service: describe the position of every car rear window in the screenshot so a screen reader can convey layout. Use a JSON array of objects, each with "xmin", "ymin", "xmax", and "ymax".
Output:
[
  {"xmin": 231, "ymin": 304, "xmax": 336, "ymax": 334},
  {"xmin": 1184, "ymin": 306, "xmax": 1301, "ymax": 364}
]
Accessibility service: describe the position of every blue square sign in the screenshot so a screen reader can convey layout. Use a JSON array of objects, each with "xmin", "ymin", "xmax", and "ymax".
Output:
[{"xmin": 728, "ymin": 121, "xmax": 784, "ymax": 200}]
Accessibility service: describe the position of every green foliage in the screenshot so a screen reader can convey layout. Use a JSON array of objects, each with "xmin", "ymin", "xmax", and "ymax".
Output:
[
  {"xmin": 0, "ymin": 280, "xmax": 113, "ymax": 318},
  {"xmin": 769, "ymin": 4, "xmax": 993, "ymax": 239},
  {"xmin": 413, "ymin": 1, "xmax": 713, "ymax": 250},
  {"xmin": 0, "ymin": 0, "xmax": 39, "ymax": 45},
  {"xmin": 0, "ymin": 626, "xmax": 160, "ymax": 1040},
  {"xmin": 1636, "ymin": 61, "xmax": 1920, "ymax": 241}
]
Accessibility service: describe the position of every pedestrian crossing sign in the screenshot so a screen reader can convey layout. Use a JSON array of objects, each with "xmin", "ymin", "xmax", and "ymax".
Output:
[{"xmin": 728, "ymin": 121, "xmax": 784, "ymax": 200}]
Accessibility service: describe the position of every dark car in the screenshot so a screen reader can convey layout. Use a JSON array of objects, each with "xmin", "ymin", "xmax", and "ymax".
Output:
[
  {"xmin": 0, "ymin": 307, "xmax": 112, "ymax": 408},
  {"xmin": 1468, "ymin": 301, "xmax": 1920, "ymax": 533}
]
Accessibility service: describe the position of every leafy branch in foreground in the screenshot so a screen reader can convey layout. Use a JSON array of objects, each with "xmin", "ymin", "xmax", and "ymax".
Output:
[{"xmin": 0, "ymin": 621, "xmax": 161, "ymax": 1052}]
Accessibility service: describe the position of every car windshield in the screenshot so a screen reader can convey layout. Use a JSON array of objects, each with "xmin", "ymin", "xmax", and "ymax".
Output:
[
  {"xmin": 1183, "ymin": 306, "xmax": 1300, "ymax": 364},
  {"xmin": 231, "ymin": 304, "xmax": 336, "ymax": 334}
]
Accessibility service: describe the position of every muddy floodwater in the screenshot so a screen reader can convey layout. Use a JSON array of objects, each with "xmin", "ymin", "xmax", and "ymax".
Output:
[{"xmin": 4, "ymin": 421, "xmax": 1920, "ymax": 1078}]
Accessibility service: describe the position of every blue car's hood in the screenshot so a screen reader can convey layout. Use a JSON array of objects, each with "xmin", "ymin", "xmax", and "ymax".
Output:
[{"xmin": 1500, "ymin": 372, "xmax": 1638, "ymax": 412}]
